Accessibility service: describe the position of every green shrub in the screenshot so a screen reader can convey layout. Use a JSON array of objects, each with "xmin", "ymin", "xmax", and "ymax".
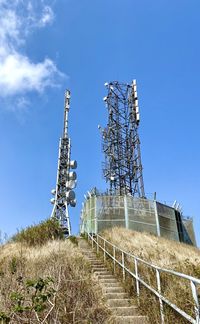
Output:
[
  {"xmin": 11, "ymin": 218, "xmax": 64, "ymax": 247},
  {"xmin": 0, "ymin": 312, "xmax": 10, "ymax": 323},
  {"xmin": 68, "ymin": 235, "xmax": 78, "ymax": 245}
]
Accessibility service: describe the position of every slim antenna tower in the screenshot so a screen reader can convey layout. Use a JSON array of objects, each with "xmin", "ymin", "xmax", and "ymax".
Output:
[
  {"xmin": 101, "ymin": 81, "xmax": 145, "ymax": 197},
  {"xmin": 50, "ymin": 90, "xmax": 77, "ymax": 236}
]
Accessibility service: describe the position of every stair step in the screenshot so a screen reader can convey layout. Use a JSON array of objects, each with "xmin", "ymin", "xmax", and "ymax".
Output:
[
  {"xmin": 99, "ymin": 278, "xmax": 118, "ymax": 283},
  {"xmin": 97, "ymin": 274, "xmax": 114, "ymax": 279},
  {"xmin": 107, "ymin": 299, "xmax": 132, "ymax": 307},
  {"xmin": 101, "ymin": 282, "xmax": 122, "ymax": 288},
  {"xmin": 104, "ymin": 292, "xmax": 128, "ymax": 299},
  {"xmin": 103, "ymin": 287, "xmax": 124, "ymax": 293},
  {"xmin": 79, "ymin": 240, "xmax": 148, "ymax": 323},
  {"xmin": 109, "ymin": 306, "xmax": 138, "ymax": 316},
  {"xmin": 113, "ymin": 315, "xmax": 148, "ymax": 324},
  {"xmin": 93, "ymin": 268, "xmax": 109, "ymax": 272},
  {"xmin": 94, "ymin": 271, "xmax": 110, "ymax": 275},
  {"xmin": 92, "ymin": 268, "xmax": 108, "ymax": 272},
  {"xmin": 89, "ymin": 261, "xmax": 103, "ymax": 264}
]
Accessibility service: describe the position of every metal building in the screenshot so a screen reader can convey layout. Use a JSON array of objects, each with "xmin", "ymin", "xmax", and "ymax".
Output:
[{"xmin": 80, "ymin": 192, "xmax": 196, "ymax": 246}]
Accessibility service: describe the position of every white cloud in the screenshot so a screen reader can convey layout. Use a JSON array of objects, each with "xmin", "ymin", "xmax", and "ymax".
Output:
[
  {"xmin": 0, "ymin": 0, "xmax": 64, "ymax": 100},
  {"xmin": 0, "ymin": 52, "xmax": 62, "ymax": 96},
  {"xmin": 39, "ymin": 6, "xmax": 54, "ymax": 27},
  {"xmin": 16, "ymin": 96, "xmax": 30, "ymax": 110}
]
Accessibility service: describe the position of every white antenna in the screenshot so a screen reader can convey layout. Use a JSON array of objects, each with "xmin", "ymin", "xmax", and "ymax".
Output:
[{"xmin": 50, "ymin": 90, "xmax": 77, "ymax": 236}]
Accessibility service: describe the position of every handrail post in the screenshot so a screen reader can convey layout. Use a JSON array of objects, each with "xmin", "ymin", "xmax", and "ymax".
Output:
[
  {"xmin": 104, "ymin": 240, "xmax": 106, "ymax": 262},
  {"xmin": 134, "ymin": 258, "xmax": 140, "ymax": 298},
  {"xmin": 113, "ymin": 246, "xmax": 116, "ymax": 274},
  {"xmin": 122, "ymin": 251, "xmax": 125, "ymax": 281},
  {"xmin": 92, "ymin": 233, "xmax": 94, "ymax": 249},
  {"xmin": 190, "ymin": 280, "xmax": 200, "ymax": 323},
  {"xmin": 156, "ymin": 269, "xmax": 164, "ymax": 324},
  {"xmin": 97, "ymin": 235, "xmax": 99, "ymax": 254}
]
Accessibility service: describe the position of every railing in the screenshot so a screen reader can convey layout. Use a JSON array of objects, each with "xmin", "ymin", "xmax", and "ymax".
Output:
[{"xmin": 87, "ymin": 232, "xmax": 200, "ymax": 324}]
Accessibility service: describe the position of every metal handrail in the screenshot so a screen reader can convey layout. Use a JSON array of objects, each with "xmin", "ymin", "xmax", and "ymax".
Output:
[{"xmin": 87, "ymin": 232, "xmax": 200, "ymax": 324}]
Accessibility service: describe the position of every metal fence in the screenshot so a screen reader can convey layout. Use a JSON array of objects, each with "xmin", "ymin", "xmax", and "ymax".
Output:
[
  {"xmin": 80, "ymin": 195, "xmax": 184, "ymax": 243},
  {"xmin": 87, "ymin": 232, "xmax": 200, "ymax": 324}
]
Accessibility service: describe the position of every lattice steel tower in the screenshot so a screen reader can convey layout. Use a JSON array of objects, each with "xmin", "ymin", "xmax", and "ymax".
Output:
[
  {"xmin": 101, "ymin": 81, "xmax": 145, "ymax": 197},
  {"xmin": 50, "ymin": 90, "xmax": 77, "ymax": 236}
]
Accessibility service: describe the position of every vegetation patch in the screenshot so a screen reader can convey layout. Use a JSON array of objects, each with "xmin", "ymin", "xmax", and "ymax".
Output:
[
  {"xmin": 0, "ymin": 235, "xmax": 110, "ymax": 323},
  {"xmin": 11, "ymin": 218, "xmax": 64, "ymax": 247}
]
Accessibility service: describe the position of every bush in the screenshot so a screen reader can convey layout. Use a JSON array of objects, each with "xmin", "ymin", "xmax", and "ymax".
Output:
[
  {"xmin": 11, "ymin": 218, "xmax": 64, "ymax": 247},
  {"xmin": 68, "ymin": 235, "xmax": 78, "ymax": 245}
]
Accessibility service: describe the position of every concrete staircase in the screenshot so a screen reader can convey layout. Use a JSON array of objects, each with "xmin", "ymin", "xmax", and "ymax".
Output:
[{"xmin": 78, "ymin": 238, "xmax": 148, "ymax": 324}]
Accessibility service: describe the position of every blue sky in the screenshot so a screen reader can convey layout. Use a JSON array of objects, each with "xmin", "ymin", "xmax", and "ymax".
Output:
[{"xmin": 0, "ymin": 0, "xmax": 199, "ymax": 245}]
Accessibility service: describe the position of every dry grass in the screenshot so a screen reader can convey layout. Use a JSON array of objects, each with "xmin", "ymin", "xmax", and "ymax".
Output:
[
  {"xmin": 0, "ymin": 239, "xmax": 110, "ymax": 323},
  {"xmin": 98, "ymin": 227, "xmax": 200, "ymax": 324}
]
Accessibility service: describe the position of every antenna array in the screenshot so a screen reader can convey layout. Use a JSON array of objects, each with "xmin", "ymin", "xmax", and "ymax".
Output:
[
  {"xmin": 101, "ymin": 81, "xmax": 145, "ymax": 197},
  {"xmin": 50, "ymin": 90, "xmax": 77, "ymax": 236}
]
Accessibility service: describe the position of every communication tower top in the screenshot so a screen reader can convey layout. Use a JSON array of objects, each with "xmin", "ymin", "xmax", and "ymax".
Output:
[{"xmin": 101, "ymin": 80, "xmax": 145, "ymax": 198}]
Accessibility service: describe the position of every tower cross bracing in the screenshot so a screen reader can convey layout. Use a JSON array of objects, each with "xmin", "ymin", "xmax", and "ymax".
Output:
[
  {"xmin": 102, "ymin": 81, "xmax": 145, "ymax": 197},
  {"xmin": 50, "ymin": 90, "xmax": 77, "ymax": 236}
]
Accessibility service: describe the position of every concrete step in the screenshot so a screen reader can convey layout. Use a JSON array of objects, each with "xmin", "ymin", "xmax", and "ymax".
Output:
[
  {"xmin": 104, "ymin": 292, "xmax": 128, "ymax": 300},
  {"xmin": 101, "ymin": 282, "xmax": 122, "ymax": 288},
  {"xmin": 93, "ymin": 268, "xmax": 109, "ymax": 272},
  {"xmin": 89, "ymin": 261, "xmax": 103, "ymax": 264},
  {"xmin": 103, "ymin": 287, "xmax": 124, "ymax": 293},
  {"xmin": 88, "ymin": 260, "xmax": 102, "ymax": 263},
  {"xmin": 97, "ymin": 274, "xmax": 114, "ymax": 279},
  {"xmin": 113, "ymin": 315, "xmax": 148, "ymax": 324},
  {"xmin": 79, "ymin": 240, "xmax": 148, "ymax": 323},
  {"xmin": 86, "ymin": 256, "xmax": 97, "ymax": 259},
  {"xmin": 92, "ymin": 268, "xmax": 108, "ymax": 272},
  {"xmin": 94, "ymin": 271, "xmax": 110, "ymax": 275},
  {"xmin": 109, "ymin": 306, "xmax": 138, "ymax": 316},
  {"xmin": 99, "ymin": 278, "xmax": 118, "ymax": 283},
  {"xmin": 107, "ymin": 299, "xmax": 132, "ymax": 307},
  {"xmin": 91, "ymin": 266, "xmax": 107, "ymax": 270}
]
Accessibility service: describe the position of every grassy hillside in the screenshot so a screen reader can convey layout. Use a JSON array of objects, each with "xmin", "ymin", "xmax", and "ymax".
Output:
[
  {"xmin": 0, "ymin": 221, "xmax": 109, "ymax": 323},
  {"xmin": 2, "ymin": 221, "xmax": 199, "ymax": 323},
  {"xmin": 100, "ymin": 227, "xmax": 200, "ymax": 323}
]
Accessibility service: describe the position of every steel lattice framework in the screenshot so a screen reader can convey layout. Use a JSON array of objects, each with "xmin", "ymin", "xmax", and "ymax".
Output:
[
  {"xmin": 50, "ymin": 90, "xmax": 77, "ymax": 236},
  {"xmin": 101, "ymin": 81, "xmax": 145, "ymax": 197}
]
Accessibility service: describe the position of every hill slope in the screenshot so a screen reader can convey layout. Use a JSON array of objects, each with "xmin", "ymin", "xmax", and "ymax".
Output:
[
  {"xmin": 102, "ymin": 227, "xmax": 200, "ymax": 274},
  {"xmin": 0, "ymin": 239, "xmax": 109, "ymax": 323},
  {"xmin": 101, "ymin": 227, "xmax": 200, "ymax": 323}
]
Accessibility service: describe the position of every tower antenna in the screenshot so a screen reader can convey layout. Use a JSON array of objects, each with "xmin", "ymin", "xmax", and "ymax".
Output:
[
  {"xmin": 50, "ymin": 90, "xmax": 77, "ymax": 236},
  {"xmin": 102, "ymin": 81, "xmax": 145, "ymax": 197}
]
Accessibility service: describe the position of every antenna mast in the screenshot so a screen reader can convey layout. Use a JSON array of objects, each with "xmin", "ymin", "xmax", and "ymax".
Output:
[
  {"xmin": 50, "ymin": 90, "xmax": 77, "ymax": 236},
  {"xmin": 101, "ymin": 81, "xmax": 145, "ymax": 197}
]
